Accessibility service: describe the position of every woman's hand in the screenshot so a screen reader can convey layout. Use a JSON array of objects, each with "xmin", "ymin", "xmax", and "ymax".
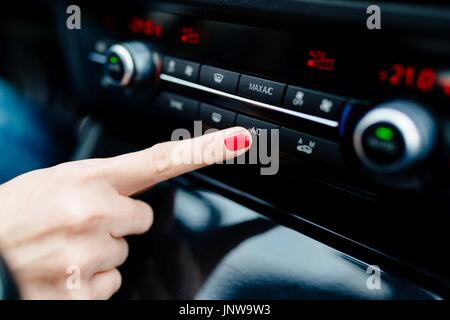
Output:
[{"xmin": 0, "ymin": 127, "xmax": 251, "ymax": 299}]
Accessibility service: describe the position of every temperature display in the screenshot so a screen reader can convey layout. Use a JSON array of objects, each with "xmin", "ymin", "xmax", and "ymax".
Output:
[{"xmin": 378, "ymin": 64, "xmax": 436, "ymax": 92}]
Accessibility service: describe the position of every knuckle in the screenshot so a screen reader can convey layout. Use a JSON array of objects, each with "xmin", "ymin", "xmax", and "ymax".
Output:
[
  {"xmin": 200, "ymin": 135, "xmax": 218, "ymax": 165},
  {"xmin": 72, "ymin": 169, "xmax": 98, "ymax": 189},
  {"xmin": 90, "ymin": 269, "xmax": 122, "ymax": 300},
  {"xmin": 117, "ymin": 239, "xmax": 129, "ymax": 266},
  {"xmin": 140, "ymin": 201, "xmax": 154, "ymax": 232},
  {"xmin": 58, "ymin": 249, "xmax": 84, "ymax": 273},
  {"xmin": 113, "ymin": 269, "xmax": 123, "ymax": 294},
  {"xmin": 146, "ymin": 143, "xmax": 172, "ymax": 174},
  {"xmin": 54, "ymin": 162, "xmax": 99, "ymax": 187},
  {"xmin": 132, "ymin": 200, "xmax": 154, "ymax": 234},
  {"xmin": 64, "ymin": 205, "xmax": 103, "ymax": 234}
]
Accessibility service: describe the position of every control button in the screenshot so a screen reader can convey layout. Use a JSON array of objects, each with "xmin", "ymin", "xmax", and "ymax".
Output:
[
  {"xmin": 199, "ymin": 103, "xmax": 236, "ymax": 129},
  {"xmin": 284, "ymin": 85, "xmax": 345, "ymax": 121},
  {"xmin": 94, "ymin": 40, "xmax": 109, "ymax": 54},
  {"xmin": 236, "ymin": 114, "xmax": 279, "ymax": 136},
  {"xmin": 238, "ymin": 75, "xmax": 286, "ymax": 105},
  {"xmin": 163, "ymin": 56, "xmax": 200, "ymax": 82},
  {"xmin": 199, "ymin": 65, "xmax": 240, "ymax": 93},
  {"xmin": 236, "ymin": 115, "xmax": 280, "ymax": 158},
  {"xmin": 154, "ymin": 92, "xmax": 199, "ymax": 122},
  {"xmin": 280, "ymin": 128, "xmax": 343, "ymax": 164},
  {"xmin": 353, "ymin": 101, "xmax": 437, "ymax": 173},
  {"xmin": 361, "ymin": 123, "xmax": 404, "ymax": 165},
  {"xmin": 105, "ymin": 51, "xmax": 128, "ymax": 83}
]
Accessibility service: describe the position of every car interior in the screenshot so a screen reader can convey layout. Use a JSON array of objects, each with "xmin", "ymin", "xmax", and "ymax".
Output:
[{"xmin": 0, "ymin": 0, "xmax": 449, "ymax": 300}]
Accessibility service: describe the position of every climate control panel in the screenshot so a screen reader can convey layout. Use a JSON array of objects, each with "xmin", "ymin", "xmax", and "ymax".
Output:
[
  {"xmin": 83, "ymin": 7, "xmax": 450, "ymax": 192},
  {"xmin": 88, "ymin": 40, "xmax": 448, "ymax": 189}
]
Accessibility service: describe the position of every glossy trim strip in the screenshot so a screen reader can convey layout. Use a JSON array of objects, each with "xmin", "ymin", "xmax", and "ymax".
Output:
[{"xmin": 160, "ymin": 73, "xmax": 339, "ymax": 128}]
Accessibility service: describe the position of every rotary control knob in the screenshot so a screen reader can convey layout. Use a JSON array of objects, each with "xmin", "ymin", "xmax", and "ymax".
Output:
[
  {"xmin": 103, "ymin": 41, "xmax": 160, "ymax": 87},
  {"xmin": 353, "ymin": 101, "xmax": 437, "ymax": 173}
]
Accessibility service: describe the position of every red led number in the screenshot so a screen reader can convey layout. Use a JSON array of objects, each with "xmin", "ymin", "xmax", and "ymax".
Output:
[
  {"xmin": 129, "ymin": 17, "xmax": 162, "ymax": 38},
  {"xmin": 379, "ymin": 64, "xmax": 436, "ymax": 92},
  {"xmin": 416, "ymin": 68, "xmax": 436, "ymax": 92}
]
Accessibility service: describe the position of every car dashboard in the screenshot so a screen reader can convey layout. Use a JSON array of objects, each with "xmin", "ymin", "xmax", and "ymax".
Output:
[{"xmin": 2, "ymin": 0, "xmax": 450, "ymax": 300}]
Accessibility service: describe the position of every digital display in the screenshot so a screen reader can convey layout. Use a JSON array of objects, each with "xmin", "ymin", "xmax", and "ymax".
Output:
[
  {"xmin": 378, "ymin": 64, "xmax": 436, "ymax": 92},
  {"xmin": 378, "ymin": 64, "xmax": 450, "ymax": 97},
  {"xmin": 128, "ymin": 17, "xmax": 162, "ymax": 38},
  {"xmin": 307, "ymin": 50, "xmax": 335, "ymax": 72},
  {"xmin": 99, "ymin": 11, "xmax": 450, "ymax": 100},
  {"xmin": 180, "ymin": 27, "xmax": 201, "ymax": 45},
  {"xmin": 127, "ymin": 15, "xmax": 202, "ymax": 46}
]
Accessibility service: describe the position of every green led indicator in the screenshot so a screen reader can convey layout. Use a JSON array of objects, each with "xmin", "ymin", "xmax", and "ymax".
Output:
[
  {"xmin": 109, "ymin": 56, "xmax": 119, "ymax": 64},
  {"xmin": 375, "ymin": 126, "xmax": 395, "ymax": 141}
]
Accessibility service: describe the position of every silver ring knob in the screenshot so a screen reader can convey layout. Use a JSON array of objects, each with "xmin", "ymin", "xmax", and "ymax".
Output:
[
  {"xmin": 103, "ymin": 42, "xmax": 159, "ymax": 87},
  {"xmin": 353, "ymin": 101, "xmax": 437, "ymax": 173}
]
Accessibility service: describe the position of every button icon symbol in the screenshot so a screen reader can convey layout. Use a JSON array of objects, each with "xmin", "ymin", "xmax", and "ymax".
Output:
[
  {"xmin": 184, "ymin": 65, "xmax": 194, "ymax": 77},
  {"xmin": 249, "ymin": 126, "xmax": 264, "ymax": 136},
  {"xmin": 211, "ymin": 112, "xmax": 222, "ymax": 123},
  {"xmin": 319, "ymin": 98, "xmax": 333, "ymax": 113},
  {"xmin": 213, "ymin": 73, "xmax": 224, "ymax": 84},
  {"xmin": 297, "ymin": 138, "xmax": 315, "ymax": 154},
  {"xmin": 292, "ymin": 91, "xmax": 304, "ymax": 107},
  {"xmin": 167, "ymin": 60, "xmax": 176, "ymax": 73}
]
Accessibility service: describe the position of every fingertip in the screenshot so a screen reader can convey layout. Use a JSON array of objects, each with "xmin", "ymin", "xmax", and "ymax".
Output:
[{"xmin": 223, "ymin": 127, "xmax": 252, "ymax": 152}]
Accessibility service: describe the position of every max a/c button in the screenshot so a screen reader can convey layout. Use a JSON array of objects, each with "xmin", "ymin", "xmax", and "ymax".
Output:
[{"xmin": 238, "ymin": 75, "xmax": 286, "ymax": 106}]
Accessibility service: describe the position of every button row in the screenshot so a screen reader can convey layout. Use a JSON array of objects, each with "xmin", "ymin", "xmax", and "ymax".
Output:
[
  {"xmin": 162, "ymin": 56, "xmax": 346, "ymax": 122},
  {"xmin": 154, "ymin": 91, "xmax": 342, "ymax": 166}
]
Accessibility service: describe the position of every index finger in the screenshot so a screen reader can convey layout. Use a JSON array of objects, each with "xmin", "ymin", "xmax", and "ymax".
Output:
[{"xmin": 97, "ymin": 127, "xmax": 252, "ymax": 195}]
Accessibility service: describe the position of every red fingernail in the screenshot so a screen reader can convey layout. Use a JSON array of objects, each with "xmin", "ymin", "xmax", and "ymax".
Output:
[{"xmin": 224, "ymin": 130, "xmax": 251, "ymax": 151}]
